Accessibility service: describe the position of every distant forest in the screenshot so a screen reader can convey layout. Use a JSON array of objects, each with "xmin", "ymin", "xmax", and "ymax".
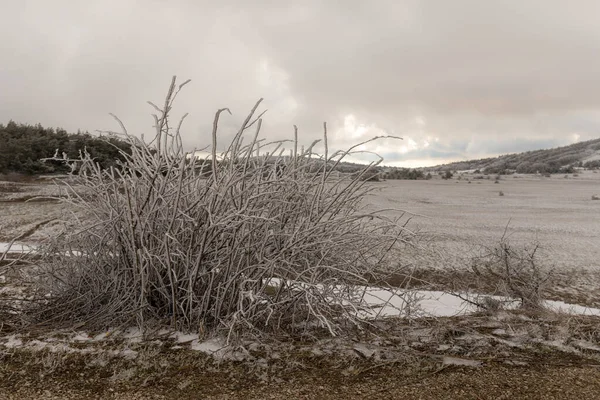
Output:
[
  {"xmin": 0, "ymin": 121, "xmax": 131, "ymax": 175},
  {"xmin": 0, "ymin": 121, "xmax": 432, "ymax": 180},
  {"xmin": 5, "ymin": 120, "xmax": 599, "ymax": 178},
  {"xmin": 381, "ymin": 168, "xmax": 430, "ymax": 180}
]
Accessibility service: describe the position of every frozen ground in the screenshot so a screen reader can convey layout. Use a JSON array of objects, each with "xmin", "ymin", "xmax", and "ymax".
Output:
[
  {"xmin": 2, "ymin": 173, "xmax": 600, "ymax": 398},
  {"xmin": 2, "ymin": 172, "xmax": 600, "ymax": 302},
  {"xmin": 0, "ymin": 179, "xmax": 84, "ymax": 242},
  {"xmin": 3, "ymin": 302, "xmax": 600, "ymax": 399},
  {"xmin": 366, "ymin": 170, "xmax": 600, "ymax": 272},
  {"xmin": 3, "ymin": 291, "xmax": 600, "ymax": 370},
  {"xmin": 362, "ymin": 288, "xmax": 600, "ymax": 318},
  {"xmin": 3, "ymin": 172, "xmax": 598, "ymax": 268}
]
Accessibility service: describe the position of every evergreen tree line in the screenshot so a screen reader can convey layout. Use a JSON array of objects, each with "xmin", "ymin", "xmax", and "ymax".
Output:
[
  {"xmin": 583, "ymin": 160, "xmax": 600, "ymax": 169},
  {"xmin": 382, "ymin": 168, "xmax": 429, "ymax": 180},
  {"xmin": 0, "ymin": 121, "xmax": 131, "ymax": 175}
]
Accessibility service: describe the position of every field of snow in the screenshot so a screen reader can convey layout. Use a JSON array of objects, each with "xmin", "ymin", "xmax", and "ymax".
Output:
[
  {"xmin": 4, "ymin": 171, "xmax": 599, "ymax": 269},
  {"xmin": 365, "ymin": 170, "xmax": 600, "ymax": 272},
  {"xmin": 2, "ymin": 171, "xmax": 600, "ymax": 315},
  {"xmin": 3, "ymin": 173, "xmax": 600, "ymax": 399}
]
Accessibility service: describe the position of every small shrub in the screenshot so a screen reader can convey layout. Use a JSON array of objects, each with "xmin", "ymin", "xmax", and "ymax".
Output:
[
  {"xmin": 352, "ymin": 169, "xmax": 380, "ymax": 182},
  {"xmin": 28, "ymin": 77, "xmax": 414, "ymax": 338},
  {"xmin": 592, "ymin": 195, "xmax": 600, "ymax": 200},
  {"xmin": 382, "ymin": 168, "xmax": 423, "ymax": 180},
  {"xmin": 499, "ymin": 191, "xmax": 504, "ymax": 196},
  {"xmin": 471, "ymin": 235, "xmax": 553, "ymax": 310},
  {"xmin": 442, "ymin": 171, "xmax": 453, "ymax": 180}
]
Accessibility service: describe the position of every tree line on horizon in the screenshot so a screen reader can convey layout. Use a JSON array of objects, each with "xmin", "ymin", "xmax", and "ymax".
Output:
[
  {"xmin": 5, "ymin": 119, "xmax": 597, "ymax": 179},
  {"xmin": 0, "ymin": 121, "xmax": 433, "ymax": 180},
  {"xmin": 0, "ymin": 121, "xmax": 131, "ymax": 175}
]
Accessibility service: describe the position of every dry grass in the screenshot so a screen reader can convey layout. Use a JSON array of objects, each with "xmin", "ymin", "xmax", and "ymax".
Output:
[
  {"xmin": 469, "ymin": 229, "xmax": 554, "ymax": 311},
  {"xmin": 24, "ymin": 77, "xmax": 414, "ymax": 340}
]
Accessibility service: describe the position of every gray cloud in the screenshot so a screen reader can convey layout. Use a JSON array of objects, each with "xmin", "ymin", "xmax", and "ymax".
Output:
[{"xmin": 1, "ymin": 0, "xmax": 600, "ymax": 166}]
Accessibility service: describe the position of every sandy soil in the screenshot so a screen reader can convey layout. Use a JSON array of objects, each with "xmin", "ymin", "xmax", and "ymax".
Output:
[
  {"xmin": 2, "ymin": 366, "xmax": 600, "ymax": 399},
  {"xmin": 2, "ymin": 350, "xmax": 600, "ymax": 400}
]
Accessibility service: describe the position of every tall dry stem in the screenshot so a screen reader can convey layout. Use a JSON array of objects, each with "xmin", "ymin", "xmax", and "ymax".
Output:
[{"xmin": 28, "ymin": 77, "xmax": 414, "ymax": 340}]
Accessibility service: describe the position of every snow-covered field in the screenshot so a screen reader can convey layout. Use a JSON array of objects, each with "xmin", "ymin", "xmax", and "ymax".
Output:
[
  {"xmin": 3, "ymin": 171, "xmax": 599, "ymax": 269},
  {"xmin": 2, "ymin": 171, "xmax": 600, "ymax": 304},
  {"xmin": 3, "ymin": 173, "xmax": 600, "ymax": 397},
  {"xmin": 366, "ymin": 170, "xmax": 600, "ymax": 272}
]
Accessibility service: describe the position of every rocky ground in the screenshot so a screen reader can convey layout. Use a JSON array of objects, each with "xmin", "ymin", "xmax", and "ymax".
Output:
[
  {"xmin": 2, "ymin": 311, "xmax": 600, "ymax": 399},
  {"xmin": 2, "ymin": 343, "xmax": 600, "ymax": 399}
]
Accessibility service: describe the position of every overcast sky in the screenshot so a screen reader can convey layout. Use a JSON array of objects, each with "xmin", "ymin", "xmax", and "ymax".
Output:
[{"xmin": 2, "ymin": 0, "xmax": 600, "ymax": 167}]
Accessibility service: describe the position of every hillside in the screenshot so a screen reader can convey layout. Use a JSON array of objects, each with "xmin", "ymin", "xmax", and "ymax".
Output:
[{"xmin": 423, "ymin": 138, "xmax": 600, "ymax": 174}]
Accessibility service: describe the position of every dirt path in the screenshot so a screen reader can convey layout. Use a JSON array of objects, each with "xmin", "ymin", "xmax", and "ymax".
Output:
[{"xmin": 2, "ymin": 364, "xmax": 600, "ymax": 399}]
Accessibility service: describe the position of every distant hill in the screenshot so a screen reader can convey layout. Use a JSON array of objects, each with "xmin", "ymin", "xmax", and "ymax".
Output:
[{"xmin": 422, "ymin": 138, "xmax": 600, "ymax": 174}]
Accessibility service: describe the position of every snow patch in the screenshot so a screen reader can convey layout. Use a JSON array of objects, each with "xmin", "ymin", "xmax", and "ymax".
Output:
[
  {"xmin": 4, "ymin": 335, "xmax": 23, "ymax": 348},
  {"xmin": 173, "ymin": 332, "xmax": 199, "ymax": 343},
  {"xmin": 123, "ymin": 327, "xmax": 143, "ymax": 343},
  {"xmin": 191, "ymin": 338, "xmax": 227, "ymax": 357},
  {"xmin": 353, "ymin": 343, "xmax": 376, "ymax": 359},
  {"xmin": 363, "ymin": 289, "xmax": 600, "ymax": 318},
  {"xmin": 544, "ymin": 300, "xmax": 600, "ymax": 316},
  {"xmin": 442, "ymin": 356, "xmax": 483, "ymax": 368},
  {"xmin": 573, "ymin": 340, "xmax": 600, "ymax": 352},
  {"xmin": 120, "ymin": 348, "xmax": 138, "ymax": 360},
  {"xmin": 0, "ymin": 242, "xmax": 36, "ymax": 254},
  {"xmin": 71, "ymin": 332, "xmax": 91, "ymax": 342},
  {"xmin": 92, "ymin": 331, "xmax": 112, "ymax": 341}
]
